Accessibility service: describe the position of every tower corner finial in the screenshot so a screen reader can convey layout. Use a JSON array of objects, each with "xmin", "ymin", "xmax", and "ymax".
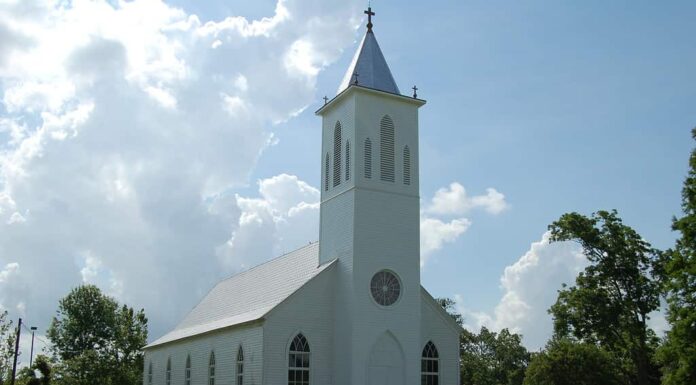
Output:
[{"xmin": 364, "ymin": 6, "xmax": 375, "ymax": 31}]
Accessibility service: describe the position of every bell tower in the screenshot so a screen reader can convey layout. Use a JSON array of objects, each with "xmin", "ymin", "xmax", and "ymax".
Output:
[{"xmin": 317, "ymin": 7, "xmax": 426, "ymax": 385}]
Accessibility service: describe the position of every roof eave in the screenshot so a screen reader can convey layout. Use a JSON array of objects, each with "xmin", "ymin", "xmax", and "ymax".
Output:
[
  {"xmin": 316, "ymin": 85, "xmax": 426, "ymax": 116},
  {"xmin": 420, "ymin": 286, "xmax": 465, "ymax": 334},
  {"xmin": 144, "ymin": 318, "xmax": 266, "ymax": 350}
]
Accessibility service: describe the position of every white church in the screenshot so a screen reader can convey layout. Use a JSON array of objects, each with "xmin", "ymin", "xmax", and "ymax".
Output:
[{"xmin": 143, "ymin": 8, "xmax": 462, "ymax": 385}]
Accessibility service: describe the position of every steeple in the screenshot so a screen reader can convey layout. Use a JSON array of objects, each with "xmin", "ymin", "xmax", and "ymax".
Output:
[{"xmin": 336, "ymin": 7, "xmax": 400, "ymax": 95}]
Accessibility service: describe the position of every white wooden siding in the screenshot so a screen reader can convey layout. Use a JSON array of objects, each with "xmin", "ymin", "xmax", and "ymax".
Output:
[{"xmin": 144, "ymin": 325, "xmax": 262, "ymax": 385}]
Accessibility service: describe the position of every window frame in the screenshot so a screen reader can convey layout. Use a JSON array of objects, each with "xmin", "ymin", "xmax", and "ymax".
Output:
[
  {"xmin": 208, "ymin": 351, "xmax": 216, "ymax": 385},
  {"xmin": 166, "ymin": 357, "xmax": 171, "ymax": 385},
  {"xmin": 333, "ymin": 121, "xmax": 342, "ymax": 187},
  {"xmin": 345, "ymin": 140, "xmax": 351, "ymax": 181},
  {"xmin": 379, "ymin": 115, "xmax": 395, "ymax": 183},
  {"xmin": 369, "ymin": 269, "xmax": 402, "ymax": 307},
  {"xmin": 403, "ymin": 145, "xmax": 411, "ymax": 185},
  {"xmin": 185, "ymin": 355, "xmax": 191, "ymax": 385},
  {"xmin": 148, "ymin": 361, "xmax": 153, "ymax": 385},
  {"xmin": 364, "ymin": 138, "xmax": 372, "ymax": 179},
  {"xmin": 236, "ymin": 345, "xmax": 244, "ymax": 385},
  {"xmin": 288, "ymin": 333, "xmax": 311, "ymax": 385},
  {"xmin": 324, "ymin": 153, "xmax": 330, "ymax": 191},
  {"xmin": 421, "ymin": 341, "xmax": 440, "ymax": 385}
]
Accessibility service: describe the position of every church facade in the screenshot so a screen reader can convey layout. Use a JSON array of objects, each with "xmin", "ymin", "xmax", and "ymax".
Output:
[{"xmin": 143, "ymin": 9, "xmax": 462, "ymax": 385}]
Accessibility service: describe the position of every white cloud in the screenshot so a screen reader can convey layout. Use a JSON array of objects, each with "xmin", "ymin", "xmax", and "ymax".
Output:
[
  {"xmin": 0, "ymin": 0, "xmax": 505, "ymax": 346},
  {"xmin": 216, "ymin": 174, "xmax": 320, "ymax": 270},
  {"xmin": 455, "ymin": 232, "xmax": 587, "ymax": 349},
  {"xmin": 144, "ymin": 86, "xmax": 177, "ymax": 109},
  {"xmin": 419, "ymin": 182, "xmax": 509, "ymax": 267},
  {"xmin": 0, "ymin": 0, "xmax": 364, "ymax": 341},
  {"xmin": 0, "ymin": 263, "xmax": 19, "ymax": 284},
  {"xmin": 426, "ymin": 182, "xmax": 509, "ymax": 216},
  {"xmin": 420, "ymin": 217, "xmax": 471, "ymax": 267}
]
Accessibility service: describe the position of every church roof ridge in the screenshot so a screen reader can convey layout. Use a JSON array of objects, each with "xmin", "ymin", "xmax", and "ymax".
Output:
[
  {"xmin": 215, "ymin": 240, "xmax": 320, "ymax": 284},
  {"xmin": 145, "ymin": 242, "xmax": 330, "ymax": 349}
]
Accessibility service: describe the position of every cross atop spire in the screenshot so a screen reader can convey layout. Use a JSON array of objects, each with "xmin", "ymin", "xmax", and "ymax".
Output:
[
  {"xmin": 364, "ymin": 7, "xmax": 375, "ymax": 31},
  {"xmin": 335, "ymin": 5, "xmax": 400, "ymax": 95}
]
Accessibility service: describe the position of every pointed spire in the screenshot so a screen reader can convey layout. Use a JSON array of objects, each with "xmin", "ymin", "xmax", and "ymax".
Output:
[{"xmin": 336, "ymin": 7, "xmax": 400, "ymax": 95}]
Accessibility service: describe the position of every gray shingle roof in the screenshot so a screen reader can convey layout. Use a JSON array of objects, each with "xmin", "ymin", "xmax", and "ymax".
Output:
[
  {"xmin": 337, "ymin": 30, "xmax": 400, "ymax": 95},
  {"xmin": 146, "ymin": 243, "xmax": 334, "ymax": 348}
]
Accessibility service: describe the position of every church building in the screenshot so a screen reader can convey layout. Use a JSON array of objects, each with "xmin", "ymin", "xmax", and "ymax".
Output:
[{"xmin": 143, "ymin": 8, "xmax": 462, "ymax": 385}]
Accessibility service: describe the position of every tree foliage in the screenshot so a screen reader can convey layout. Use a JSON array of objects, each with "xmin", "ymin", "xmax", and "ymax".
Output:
[
  {"xmin": 460, "ymin": 327, "xmax": 529, "ymax": 385},
  {"xmin": 435, "ymin": 297, "xmax": 464, "ymax": 327},
  {"xmin": 547, "ymin": 210, "xmax": 661, "ymax": 385},
  {"xmin": 524, "ymin": 339, "xmax": 623, "ymax": 385},
  {"xmin": 657, "ymin": 128, "xmax": 696, "ymax": 385},
  {"xmin": 0, "ymin": 310, "xmax": 15, "ymax": 384},
  {"xmin": 47, "ymin": 285, "xmax": 147, "ymax": 385},
  {"xmin": 17, "ymin": 355, "xmax": 52, "ymax": 385}
]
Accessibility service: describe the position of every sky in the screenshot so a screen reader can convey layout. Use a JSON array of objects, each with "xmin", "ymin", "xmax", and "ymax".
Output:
[{"xmin": 0, "ymin": 0, "xmax": 694, "ymax": 362}]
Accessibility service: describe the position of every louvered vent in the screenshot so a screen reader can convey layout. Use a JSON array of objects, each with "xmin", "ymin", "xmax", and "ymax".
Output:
[
  {"xmin": 403, "ymin": 145, "xmax": 411, "ymax": 185},
  {"xmin": 324, "ymin": 153, "xmax": 330, "ymax": 191},
  {"xmin": 333, "ymin": 122, "xmax": 342, "ymax": 187},
  {"xmin": 346, "ymin": 141, "xmax": 351, "ymax": 181},
  {"xmin": 380, "ymin": 115, "xmax": 395, "ymax": 182},
  {"xmin": 364, "ymin": 138, "xmax": 372, "ymax": 179}
]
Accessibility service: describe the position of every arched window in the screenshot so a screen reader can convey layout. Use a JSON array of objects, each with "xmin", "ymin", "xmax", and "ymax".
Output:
[
  {"xmin": 345, "ymin": 141, "xmax": 351, "ymax": 181},
  {"xmin": 364, "ymin": 138, "xmax": 372, "ymax": 179},
  {"xmin": 333, "ymin": 122, "xmax": 342, "ymax": 187},
  {"xmin": 148, "ymin": 361, "xmax": 153, "ymax": 385},
  {"xmin": 236, "ymin": 346, "xmax": 244, "ymax": 385},
  {"xmin": 380, "ymin": 115, "xmax": 395, "ymax": 182},
  {"xmin": 421, "ymin": 341, "xmax": 439, "ymax": 385},
  {"xmin": 288, "ymin": 333, "xmax": 310, "ymax": 385},
  {"xmin": 166, "ymin": 358, "xmax": 171, "ymax": 385},
  {"xmin": 209, "ymin": 351, "xmax": 216, "ymax": 385},
  {"xmin": 185, "ymin": 355, "xmax": 191, "ymax": 385},
  {"xmin": 403, "ymin": 145, "xmax": 411, "ymax": 185},
  {"xmin": 324, "ymin": 153, "xmax": 330, "ymax": 192}
]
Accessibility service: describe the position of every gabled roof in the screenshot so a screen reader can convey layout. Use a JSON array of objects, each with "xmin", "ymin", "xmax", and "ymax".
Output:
[
  {"xmin": 337, "ymin": 30, "xmax": 400, "ymax": 95},
  {"xmin": 421, "ymin": 287, "xmax": 466, "ymax": 334},
  {"xmin": 146, "ymin": 243, "xmax": 335, "ymax": 348}
]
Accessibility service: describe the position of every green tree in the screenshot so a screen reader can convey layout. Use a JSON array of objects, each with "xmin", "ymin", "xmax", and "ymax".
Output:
[
  {"xmin": 17, "ymin": 354, "xmax": 52, "ymax": 385},
  {"xmin": 523, "ymin": 339, "xmax": 623, "ymax": 385},
  {"xmin": 435, "ymin": 297, "xmax": 464, "ymax": 327},
  {"xmin": 47, "ymin": 285, "xmax": 147, "ymax": 385},
  {"xmin": 547, "ymin": 210, "xmax": 661, "ymax": 385},
  {"xmin": 460, "ymin": 327, "xmax": 529, "ymax": 385},
  {"xmin": 0, "ymin": 310, "xmax": 15, "ymax": 384},
  {"xmin": 657, "ymin": 128, "xmax": 696, "ymax": 385}
]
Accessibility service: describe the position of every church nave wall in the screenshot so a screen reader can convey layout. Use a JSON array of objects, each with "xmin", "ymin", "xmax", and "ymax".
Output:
[
  {"xmin": 262, "ymin": 262, "xmax": 337, "ymax": 385},
  {"xmin": 420, "ymin": 291, "xmax": 462, "ymax": 385},
  {"xmin": 143, "ymin": 324, "xmax": 263, "ymax": 385}
]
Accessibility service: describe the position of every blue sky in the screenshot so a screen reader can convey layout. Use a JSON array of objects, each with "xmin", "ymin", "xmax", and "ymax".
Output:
[
  {"xmin": 0, "ymin": 0, "xmax": 694, "ymax": 356},
  {"xmin": 260, "ymin": 0, "xmax": 695, "ymax": 335}
]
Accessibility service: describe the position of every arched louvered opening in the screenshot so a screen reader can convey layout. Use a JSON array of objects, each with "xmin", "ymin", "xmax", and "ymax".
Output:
[
  {"xmin": 147, "ymin": 361, "xmax": 153, "ymax": 385},
  {"xmin": 364, "ymin": 138, "xmax": 372, "ymax": 179},
  {"xmin": 380, "ymin": 115, "xmax": 395, "ymax": 182},
  {"xmin": 324, "ymin": 153, "xmax": 330, "ymax": 192},
  {"xmin": 289, "ymin": 333, "xmax": 310, "ymax": 385},
  {"xmin": 345, "ymin": 141, "xmax": 351, "ymax": 181},
  {"xmin": 185, "ymin": 355, "xmax": 191, "ymax": 385},
  {"xmin": 166, "ymin": 358, "xmax": 171, "ymax": 385},
  {"xmin": 421, "ymin": 341, "xmax": 439, "ymax": 385},
  {"xmin": 333, "ymin": 122, "xmax": 342, "ymax": 187},
  {"xmin": 209, "ymin": 351, "xmax": 216, "ymax": 385},
  {"xmin": 403, "ymin": 145, "xmax": 411, "ymax": 185},
  {"xmin": 236, "ymin": 345, "xmax": 244, "ymax": 385}
]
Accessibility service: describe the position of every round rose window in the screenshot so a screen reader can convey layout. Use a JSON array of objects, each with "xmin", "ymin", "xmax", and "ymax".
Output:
[{"xmin": 370, "ymin": 270, "xmax": 401, "ymax": 306}]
